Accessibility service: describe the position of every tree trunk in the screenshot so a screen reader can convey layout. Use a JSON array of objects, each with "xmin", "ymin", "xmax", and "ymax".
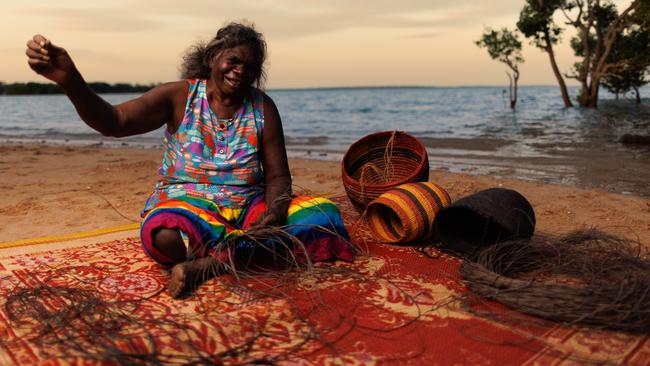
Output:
[
  {"xmin": 578, "ymin": 1, "xmax": 640, "ymax": 108},
  {"xmin": 506, "ymin": 68, "xmax": 520, "ymax": 109},
  {"xmin": 577, "ymin": 77, "xmax": 594, "ymax": 107},
  {"xmin": 579, "ymin": 81, "xmax": 599, "ymax": 108},
  {"xmin": 544, "ymin": 39, "xmax": 573, "ymax": 107},
  {"xmin": 512, "ymin": 70, "xmax": 519, "ymax": 109},
  {"xmin": 634, "ymin": 86, "xmax": 641, "ymax": 104},
  {"xmin": 577, "ymin": 20, "xmax": 593, "ymax": 107},
  {"xmin": 507, "ymin": 71, "xmax": 516, "ymax": 109}
]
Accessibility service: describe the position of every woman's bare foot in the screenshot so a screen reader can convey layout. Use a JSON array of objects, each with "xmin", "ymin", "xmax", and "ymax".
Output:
[{"xmin": 169, "ymin": 256, "xmax": 224, "ymax": 298}]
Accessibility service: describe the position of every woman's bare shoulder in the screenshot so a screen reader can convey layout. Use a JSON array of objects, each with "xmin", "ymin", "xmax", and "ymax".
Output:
[
  {"xmin": 146, "ymin": 80, "xmax": 190, "ymax": 102},
  {"xmin": 254, "ymin": 89, "xmax": 277, "ymax": 111}
]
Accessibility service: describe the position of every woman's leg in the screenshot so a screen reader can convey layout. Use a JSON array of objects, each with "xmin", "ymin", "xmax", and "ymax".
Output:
[
  {"xmin": 237, "ymin": 195, "xmax": 355, "ymax": 263},
  {"xmin": 168, "ymin": 256, "xmax": 224, "ymax": 299},
  {"xmin": 152, "ymin": 227, "xmax": 186, "ymax": 262},
  {"xmin": 141, "ymin": 200, "xmax": 235, "ymax": 298},
  {"xmin": 141, "ymin": 213, "xmax": 206, "ymax": 267},
  {"xmin": 282, "ymin": 196, "xmax": 354, "ymax": 262},
  {"xmin": 149, "ymin": 227, "xmax": 222, "ymax": 298}
]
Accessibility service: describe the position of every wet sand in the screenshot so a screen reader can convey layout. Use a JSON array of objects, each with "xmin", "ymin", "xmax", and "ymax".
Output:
[
  {"xmin": 0, "ymin": 142, "xmax": 648, "ymax": 245},
  {"xmin": 289, "ymin": 136, "xmax": 650, "ymax": 198}
]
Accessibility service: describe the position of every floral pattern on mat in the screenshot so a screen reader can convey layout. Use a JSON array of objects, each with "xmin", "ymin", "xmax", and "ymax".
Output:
[{"xmin": 0, "ymin": 197, "xmax": 648, "ymax": 365}]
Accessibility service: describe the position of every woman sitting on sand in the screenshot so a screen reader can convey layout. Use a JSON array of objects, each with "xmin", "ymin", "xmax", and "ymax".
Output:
[{"xmin": 26, "ymin": 22, "xmax": 354, "ymax": 298}]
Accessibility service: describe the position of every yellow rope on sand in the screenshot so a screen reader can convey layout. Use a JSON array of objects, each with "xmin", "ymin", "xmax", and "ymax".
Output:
[
  {"xmin": 0, "ymin": 223, "xmax": 141, "ymax": 249},
  {"xmin": 0, "ymin": 191, "xmax": 341, "ymax": 250}
]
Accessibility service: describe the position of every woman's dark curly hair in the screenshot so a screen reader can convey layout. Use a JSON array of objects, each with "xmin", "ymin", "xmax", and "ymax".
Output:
[{"xmin": 179, "ymin": 21, "xmax": 267, "ymax": 88}]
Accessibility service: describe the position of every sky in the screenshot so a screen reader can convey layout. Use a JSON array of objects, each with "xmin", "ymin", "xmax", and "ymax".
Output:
[{"xmin": 0, "ymin": 0, "xmax": 634, "ymax": 88}]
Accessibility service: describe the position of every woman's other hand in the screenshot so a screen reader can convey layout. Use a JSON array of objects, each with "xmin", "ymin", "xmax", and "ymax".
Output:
[
  {"xmin": 26, "ymin": 34, "xmax": 79, "ymax": 86},
  {"xmin": 253, "ymin": 207, "xmax": 288, "ymax": 228}
]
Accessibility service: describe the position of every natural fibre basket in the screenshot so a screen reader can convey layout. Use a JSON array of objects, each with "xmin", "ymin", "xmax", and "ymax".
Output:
[
  {"xmin": 366, "ymin": 182, "xmax": 452, "ymax": 243},
  {"xmin": 342, "ymin": 131, "xmax": 429, "ymax": 210}
]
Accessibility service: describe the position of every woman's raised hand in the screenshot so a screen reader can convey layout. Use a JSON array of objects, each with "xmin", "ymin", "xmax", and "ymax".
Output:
[{"xmin": 26, "ymin": 34, "xmax": 79, "ymax": 86}]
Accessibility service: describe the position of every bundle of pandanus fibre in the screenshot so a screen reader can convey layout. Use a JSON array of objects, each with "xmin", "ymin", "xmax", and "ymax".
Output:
[
  {"xmin": 165, "ymin": 222, "xmax": 354, "ymax": 297},
  {"xmin": 459, "ymin": 228, "xmax": 650, "ymax": 333},
  {"xmin": 212, "ymin": 226, "xmax": 312, "ymax": 278},
  {"xmin": 3, "ymin": 280, "xmax": 289, "ymax": 364},
  {"xmin": 1, "ymin": 228, "xmax": 352, "ymax": 366}
]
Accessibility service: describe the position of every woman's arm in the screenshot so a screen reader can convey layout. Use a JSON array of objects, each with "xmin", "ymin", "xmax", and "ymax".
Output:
[
  {"xmin": 257, "ymin": 94, "xmax": 292, "ymax": 227},
  {"xmin": 26, "ymin": 34, "xmax": 185, "ymax": 137}
]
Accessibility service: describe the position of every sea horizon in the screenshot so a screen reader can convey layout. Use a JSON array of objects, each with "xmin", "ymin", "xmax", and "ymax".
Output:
[{"xmin": 5, "ymin": 81, "xmax": 646, "ymax": 93}]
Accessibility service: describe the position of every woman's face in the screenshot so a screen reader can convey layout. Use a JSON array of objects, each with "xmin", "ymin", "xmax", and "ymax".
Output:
[{"xmin": 210, "ymin": 43, "xmax": 260, "ymax": 96}]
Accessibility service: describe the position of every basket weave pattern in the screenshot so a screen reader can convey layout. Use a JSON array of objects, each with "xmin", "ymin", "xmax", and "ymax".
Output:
[
  {"xmin": 366, "ymin": 182, "xmax": 451, "ymax": 243},
  {"xmin": 342, "ymin": 131, "xmax": 429, "ymax": 210}
]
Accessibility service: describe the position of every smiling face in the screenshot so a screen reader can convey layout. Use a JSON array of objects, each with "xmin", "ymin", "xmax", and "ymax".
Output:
[{"xmin": 209, "ymin": 43, "xmax": 262, "ymax": 97}]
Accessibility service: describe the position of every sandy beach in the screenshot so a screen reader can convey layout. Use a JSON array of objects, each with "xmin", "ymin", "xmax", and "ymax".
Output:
[{"xmin": 1, "ymin": 142, "xmax": 648, "ymax": 246}]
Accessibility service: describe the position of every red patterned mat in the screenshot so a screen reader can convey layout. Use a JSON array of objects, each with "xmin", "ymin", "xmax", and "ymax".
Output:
[{"xmin": 0, "ymin": 197, "xmax": 648, "ymax": 365}]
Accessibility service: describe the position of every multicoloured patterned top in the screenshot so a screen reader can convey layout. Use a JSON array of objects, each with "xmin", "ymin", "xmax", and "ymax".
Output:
[{"xmin": 142, "ymin": 79, "xmax": 264, "ymax": 214}]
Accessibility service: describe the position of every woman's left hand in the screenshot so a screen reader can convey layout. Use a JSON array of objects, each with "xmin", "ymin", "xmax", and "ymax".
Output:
[{"xmin": 253, "ymin": 207, "xmax": 287, "ymax": 227}]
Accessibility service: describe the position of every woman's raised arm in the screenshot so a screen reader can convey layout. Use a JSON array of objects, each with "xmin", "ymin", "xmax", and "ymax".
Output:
[{"xmin": 26, "ymin": 34, "xmax": 185, "ymax": 137}]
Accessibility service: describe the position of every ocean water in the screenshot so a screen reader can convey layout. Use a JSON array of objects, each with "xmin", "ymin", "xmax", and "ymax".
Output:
[{"xmin": 1, "ymin": 86, "xmax": 649, "ymax": 195}]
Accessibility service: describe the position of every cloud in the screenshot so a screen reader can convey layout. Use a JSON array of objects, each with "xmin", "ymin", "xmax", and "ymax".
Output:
[
  {"xmin": 3, "ymin": 0, "xmax": 550, "ymax": 85},
  {"xmin": 68, "ymin": 48, "xmax": 126, "ymax": 62},
  {"xmin": 17, "ymin": 0, "xmax": 526, "ymax": 42},
  {"xmin": 21, "ymin": 6, "xmax": 164, "ymax": 32},
  {"xmin": 406, "ymin": 32, "xmax": 439, "ymax": 39},
  {"xmin": 0, "ymin": 47, "xmax": 20, "ymax": 54},
  {"xmin": 41, "ymin": 0, "xmax": 524, "ymax": 38}
]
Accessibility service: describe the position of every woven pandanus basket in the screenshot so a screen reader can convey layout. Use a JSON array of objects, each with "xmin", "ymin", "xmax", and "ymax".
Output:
[
  {"xmin": 366, "ymin": 182, "xmax": 452, "ymax": 243},
  {"xmin": 342, "ymin": 131, "xmax": 429, "ymax": 210}
]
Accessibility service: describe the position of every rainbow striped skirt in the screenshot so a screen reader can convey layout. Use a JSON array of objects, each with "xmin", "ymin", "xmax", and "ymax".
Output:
[{"xmin": 140, "ymin": 195, "xmax": 354, "ymax": 268}]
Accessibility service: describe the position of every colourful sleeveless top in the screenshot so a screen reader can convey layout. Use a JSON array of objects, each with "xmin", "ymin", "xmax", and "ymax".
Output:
[{"xmin": 142, "ymin": 79, "xmax": 264, "ymax": 214}]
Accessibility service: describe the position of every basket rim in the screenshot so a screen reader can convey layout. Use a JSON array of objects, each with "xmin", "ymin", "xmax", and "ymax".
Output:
[{"xmin": 341, "ymin": 130, "xmax": 428, "ymax": 189}]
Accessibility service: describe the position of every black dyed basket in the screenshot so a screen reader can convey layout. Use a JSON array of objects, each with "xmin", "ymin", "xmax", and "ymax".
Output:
[{"xmin": 434, "ymin": 188, "xmax": 536, "ymax": 258}]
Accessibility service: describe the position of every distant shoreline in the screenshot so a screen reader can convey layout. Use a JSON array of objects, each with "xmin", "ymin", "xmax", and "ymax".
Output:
[
  {"xmin": 0, "ymin": 82, "xmax": 157, "ymax": 95},
  {"xmin": 0, "ymin": 82, "xmax": 594, "ymax": 95},
  {"xmin": 3, "ymin": 83, "xmax": 649, "ymax": 95},
  {"xmin": 267, "ymin": 85, "xmax": 582, "ymax": 92}
]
